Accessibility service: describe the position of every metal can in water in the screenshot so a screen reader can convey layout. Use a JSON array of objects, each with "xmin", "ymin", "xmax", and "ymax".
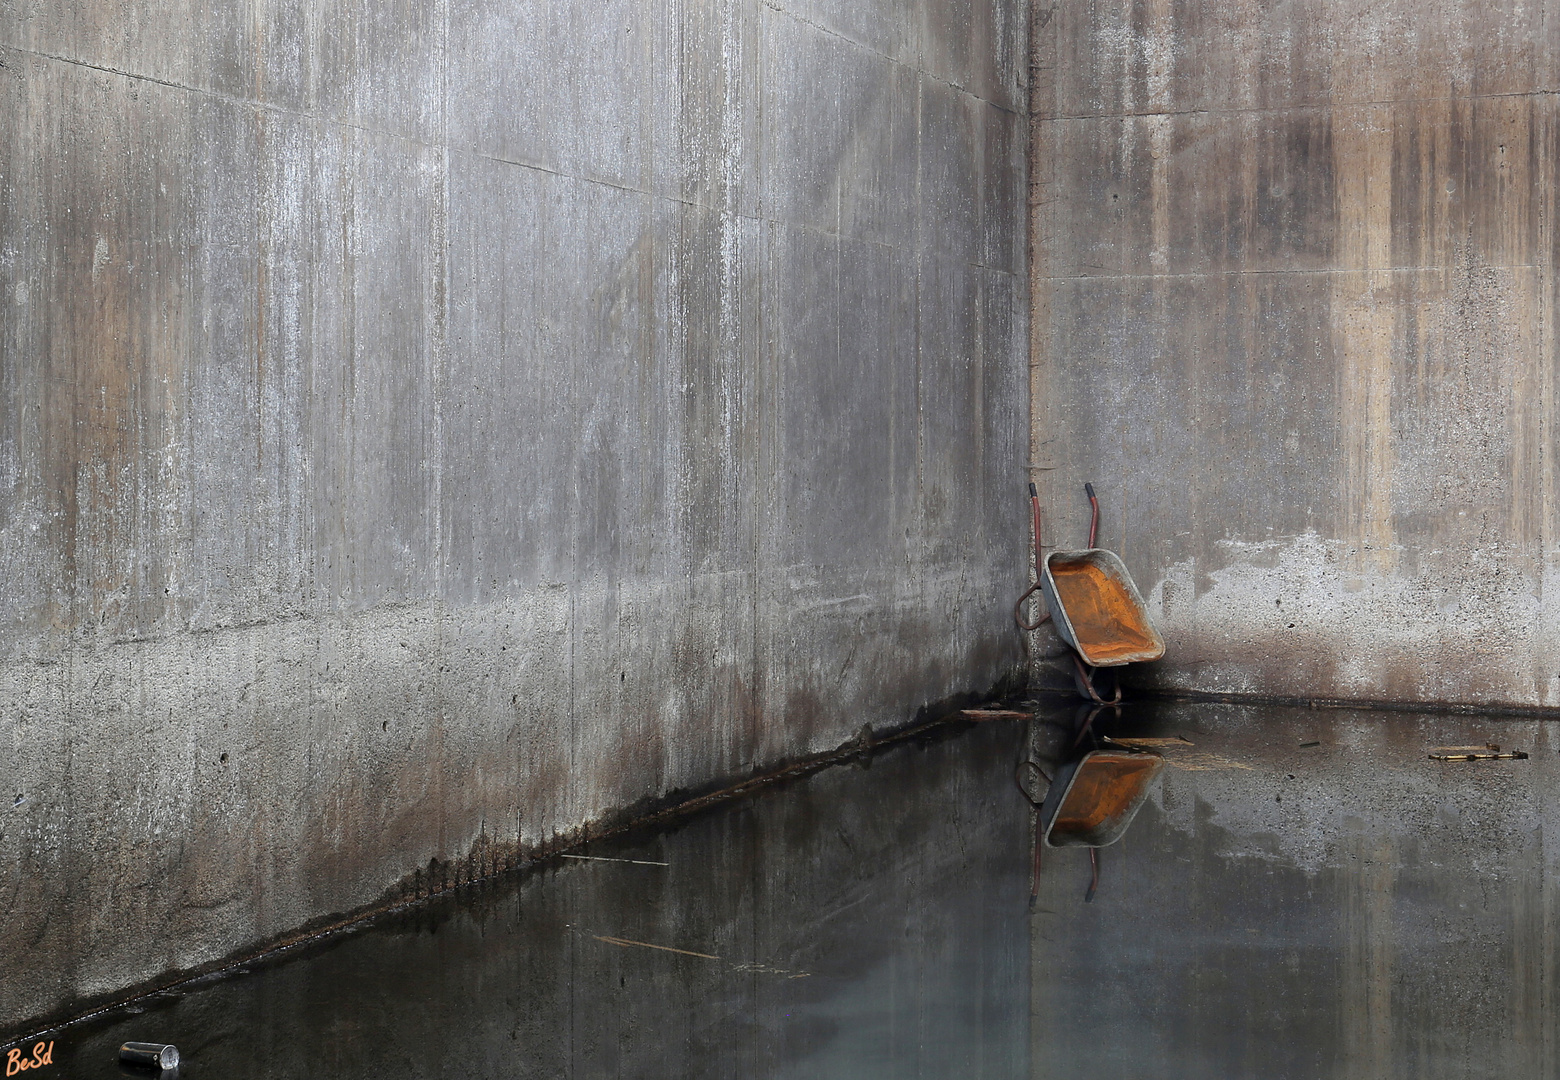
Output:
[{"xmin": 119, "ymin": 1042, "xmax": 180, "ymax": 1070}]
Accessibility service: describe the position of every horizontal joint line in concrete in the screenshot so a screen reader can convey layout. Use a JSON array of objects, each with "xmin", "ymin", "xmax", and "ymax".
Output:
[
  {"xmin": 1038, "ymin": 87, "xmax": 1560, "ymax": 123},
  {"xmin": 757, "ymin": 0, "xmax": 1023, "ymax": 116},
  {"xmin": 1042, "ymin": 265, "xmax": 1542, "ymax": 283},
  {"xmin": 10, "ymin": 42, "xmax": 1027, "ymax": 236},
  {"xmin": 1150, "ymin": 687, "xmax": 1560, "ymax": 721},
  {"xmin": 9, "ymin": 43, "xmax": 472, "ymax": 164}
]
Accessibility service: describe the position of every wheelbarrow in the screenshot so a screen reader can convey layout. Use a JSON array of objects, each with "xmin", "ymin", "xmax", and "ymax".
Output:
[
  {"xmin": 1015, "ymin": 482, "xmax": 1164, "ymax": 702},
  {"xmin": 1042, "ymin": 549, "xmax": 1163, "ymax": 667}
]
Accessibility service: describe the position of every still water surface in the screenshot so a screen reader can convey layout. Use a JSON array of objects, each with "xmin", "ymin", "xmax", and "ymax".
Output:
[{"xmin": 35, "ymin": 700, "xmax": 1560, "ymax": 1077}]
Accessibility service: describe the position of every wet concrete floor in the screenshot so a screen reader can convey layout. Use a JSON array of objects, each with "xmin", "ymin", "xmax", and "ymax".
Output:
[{"xmin": 19, "ymin": 699, "xmax": 1560, "ymax": 1077}]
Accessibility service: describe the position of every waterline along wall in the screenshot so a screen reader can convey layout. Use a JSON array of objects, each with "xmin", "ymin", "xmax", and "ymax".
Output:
[
  {"xmin": 0, "ymin": 0, "xmax": 1028, "ymax": 1033},
  {"xmin": 1031, "ymin": 0, "xmax": 1560, "ymax": 708}
]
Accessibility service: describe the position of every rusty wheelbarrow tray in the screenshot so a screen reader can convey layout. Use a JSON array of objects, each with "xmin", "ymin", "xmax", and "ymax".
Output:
[
  {"xmin": 1041, "ymin": 548, "xmax": 1165, "ymax": 668},
  {"xmin": 1040, "ymin": 749, "xmax": 1165, "ymax": 848}
]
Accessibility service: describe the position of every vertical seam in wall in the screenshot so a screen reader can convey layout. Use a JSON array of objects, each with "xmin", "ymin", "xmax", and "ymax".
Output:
[
  {"xmin": 750, "ymin": 0, "xmax": 763, "ymax": 767},
  {"xmin": 252, "ymin": 0, "xmax": 268, "ymax": 502},
  {"xmin": 914, "ymin": 61, "xmax": 925, "ymax": 577},
  {"xmin": 564, "ymin": 5, "xmax": 578, "ymax": 1031},
  {"xmin": 974, "ymin": 91, "xmax": 987, "ymax": 543},
  {"xmin": 434, "ymin": 0, "xmax": 448, "ymax": 604},
  {"xmin": 564, "ymin": 0, "xmax": 579, "ymax": 852},
  {"xmin": 1539, "ymin": 28, "xmax": 1557, "ymax": 716},
  {"xmin": 433, "ymin": 0, "xmax": 450, "ymax": 857},
  {"xmin": 717, "ymin": 0, "xmax": 743, "ymax": 776},
  {"xmin": 1024, "ymin": 0, "xmax": 1046, "ymax": 675},
  {"xmin": 742, "ymin": 0, "xmax": 763, "ymax": 964},
  {"xmin": 1539, "ymin": 4, "xmax": 1559, "ymax": 1047}
]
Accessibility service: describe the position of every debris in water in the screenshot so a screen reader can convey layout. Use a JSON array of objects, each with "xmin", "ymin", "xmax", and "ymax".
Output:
[
  {"xmin": 1429, "ymin": 746, "xmax": 1528, "ymax": 761},
  {"xmin": 588, "ymin": 932, "xmax": 812, "ymax": 978},
  {"xmin": 592, "ymin": 935, "xmax": 721, "ymax": 960},
  {"xmin": 961, "ymin": 708, "xmax": 1032, "ymax": 721},
  {"xmin": 119, "ymin": 1042, "xmax": 179, "ymax": 1070},
  {"xmin": 559, "ymin": 854, "xmax": 669, "ymax": 867},
  {"xmin": 1103, "ymin": 737, "xmax": 1250, "ymax": 771}
]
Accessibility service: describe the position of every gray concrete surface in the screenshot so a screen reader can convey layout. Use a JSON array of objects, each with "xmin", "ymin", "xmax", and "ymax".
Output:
[
  {"xmin": 1031, "ymin": 699, "xmax": 1560, "ymax": 1079},
  {"xmin": 1029, "ymin": 0, "xmax": 1560, "ymax": 706},
  {"xmin": 0, "ymin": 0, "xmax": 1029, "ymax": 1034}
]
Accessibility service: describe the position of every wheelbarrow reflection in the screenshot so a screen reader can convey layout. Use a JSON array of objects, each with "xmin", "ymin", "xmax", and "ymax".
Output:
[
  {"xmin": 1038, "ymin": 748, "xmax": 1163, "ymax": 848},
  {"xmin": 1016, "ymin": 705, "xmax": 1165, "ymax": 903}
]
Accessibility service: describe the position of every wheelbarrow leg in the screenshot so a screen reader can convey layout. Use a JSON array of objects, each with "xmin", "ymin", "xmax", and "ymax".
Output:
[{"xmin": 1070, "ymin": 652, "xmax": 1121, "ymax": 706}]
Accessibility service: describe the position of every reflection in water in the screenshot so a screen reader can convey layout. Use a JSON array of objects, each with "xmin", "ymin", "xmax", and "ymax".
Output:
[
  {"xmin": 1016, "ymin": 703, "xmax": 1165, "ymax": 906},
  {"xmin": 17, "ymin": 699, "xmax": 1560, "ymax": 1079},
  {"xmin": 1030, "ymin": 706, "xmax": 1164, "ymax": 850},
  {"xmin": 40, "ymin": 723, "xmax": 1030, "ymax": 1079},
  {"xmin": 1040, "ymin": 750, "xmax": 1162, "ymax": 849},
  {"xmin": 1031, "ymin": 699, "xmax": 1559, "ymax": 1080}
]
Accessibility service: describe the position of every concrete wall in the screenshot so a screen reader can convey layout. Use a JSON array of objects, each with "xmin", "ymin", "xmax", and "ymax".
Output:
[
  {"xmin": 1031, "ymin": 0, "xmax": 1560, "ymax": 706},
  {"xmin": 0, "ymin": 0, "xmax": 1028, "ymax": 1033}
]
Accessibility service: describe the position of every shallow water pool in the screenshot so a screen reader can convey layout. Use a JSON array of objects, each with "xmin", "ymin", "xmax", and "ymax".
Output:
[{"xmin": 24, "ymin": 698, "xmax": 1560, "ymax": 1078}]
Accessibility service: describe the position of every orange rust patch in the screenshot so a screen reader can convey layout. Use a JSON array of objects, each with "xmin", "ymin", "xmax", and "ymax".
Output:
[
  {"xmin": 1049, "ymin": 557, "xmax": 1159, "ymax": 664},
  {"xmin": 1050, "ymin": 755, "xmax": 1162, "ymax": 843}
]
